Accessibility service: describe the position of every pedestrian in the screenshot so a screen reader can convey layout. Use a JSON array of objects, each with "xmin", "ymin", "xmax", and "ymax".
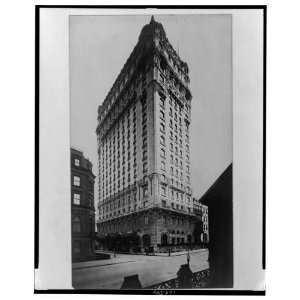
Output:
[
  {"xmin": 187, "ymin": 249, "xmax": 190, "ymax": 265},
  {"xmin": 168, "ymin": 248, "xmax": 171, "ymax": 256}
]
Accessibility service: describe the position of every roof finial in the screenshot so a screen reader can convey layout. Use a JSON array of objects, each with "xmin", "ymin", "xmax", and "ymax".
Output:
[{"xmin": 150, "ymin": 15, "xmax": 155, "ymax": 23}]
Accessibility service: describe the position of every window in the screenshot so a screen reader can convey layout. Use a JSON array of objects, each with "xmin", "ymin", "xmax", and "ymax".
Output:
[
  {"xmin": 160, "ymin": 110, "xmax": 165, "ymax": 120},
  {"xmin": 163, "ymin": 215, "xmax": 167, "ymax": 223},
  {"xmin": 143, "ymin": 162, "xmax": 148, "ymax": 173},
  {"xmin": 72, "ymin": 216, "xmax": 81, "ymax": 232},
  {"xmin": 73, "ymin": 176, "xmax": 80, "ymax": 187},
  {"xmin": 159, "ymin": 73, "xmax": 165, "ymax": 84},
  {"xmin": 143, "ymin": 187, "xmax": 148, "ymax": 197},
  {"xmin": 160, "ymin": 96, "xmax": 165, "ymax": 108},
  {"xmin": 74, "ymin": 158, "xmax": 80, "ymax": 166},
  {"xmin": 74, "ymin": 241, "xmax": 81, "ymax": 254},
  {"xmin": 170, "ymin": 131, "xmax": 173, "ymax": 140},
  {"xmin": 142, "ymin": 150, "xmax": 147, "ymax": 161},
  {"xmin": 73, "ymin": 193, "xmax": 80, "ymax": 205},
  {"xmin": 144, "ymin": 215, "xmax": 149, "ymax": 225},
  {"xmin": 160, "ymin": 185, "xmax": 166, "ymax": 196}
]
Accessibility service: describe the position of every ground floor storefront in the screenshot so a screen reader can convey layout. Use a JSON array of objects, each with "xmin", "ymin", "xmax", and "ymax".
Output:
[{"xmin": 97, "ymin": 207, "xmax": 206, "ymax": 253}]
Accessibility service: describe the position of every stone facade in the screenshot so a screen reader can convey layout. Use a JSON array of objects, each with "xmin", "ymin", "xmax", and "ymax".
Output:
[
  {"xmin": 193, "ymin": 198, "xmax": 209, "ymax": 243},
  {"xmin": 71, "ymin": 148, "xmax": 96, "ymax": 261},
  {"xmin": 96, "ymin": 16, "xmax": 199, "ymax": 250},
  {"xmin": 97, "ymin": 207, "xmax": 196, "ymax": 249}
]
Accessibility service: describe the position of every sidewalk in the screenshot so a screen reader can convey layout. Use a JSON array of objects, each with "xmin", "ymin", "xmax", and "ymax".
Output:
[
  {"xmin": 95, "ymin": 248, "xmax": 207, "ymax": 257},
  {"xmin": 72, "ymin": 256, "xmax": 135, "ymax": 270},
  {"xmin": 154, "ymin": 248, "xmax": 207, "ymax": 257},
  {"xmin": 73, "ymin": 248, "xmax": 208, "ymax": 270}
]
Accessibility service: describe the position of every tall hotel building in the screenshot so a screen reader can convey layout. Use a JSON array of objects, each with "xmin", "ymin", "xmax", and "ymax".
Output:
[{"xmin": 96, "ymin": 17, "xmax": 196, "ymax": 250}]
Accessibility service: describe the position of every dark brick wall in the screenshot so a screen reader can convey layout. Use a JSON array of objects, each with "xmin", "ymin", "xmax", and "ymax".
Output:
[
  {"xmin": 71, "ymin": 148, "xmax": 96, "ymax": 262},
  {"xmin": 201, "ymin": 164, "xmax": 233, "ymax": 288}
]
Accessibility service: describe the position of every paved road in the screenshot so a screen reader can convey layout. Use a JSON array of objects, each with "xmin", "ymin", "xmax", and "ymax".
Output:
[{"xmin": 72, "ymin": 249, "xmax": 209, "ymax": 289}]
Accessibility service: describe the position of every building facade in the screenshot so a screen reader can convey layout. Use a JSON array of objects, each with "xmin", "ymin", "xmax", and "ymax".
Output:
[
  {"xmin": 71, "ymin": 148, "xmax": 96, "ymax": 261},
  {"xmin": 96, "ymin": 17, "xmax": 197, "ymax": 250},
  {"xmin": 193, "ymin": 198, "xmax": 209, "ymax": 244},
  {"xmin": 200, "ymin": 203, "xmax": 209, "ymax": 243},
  {"xmin": 201, "ymin": 164, "xmax": 233, "ymax": 287}
]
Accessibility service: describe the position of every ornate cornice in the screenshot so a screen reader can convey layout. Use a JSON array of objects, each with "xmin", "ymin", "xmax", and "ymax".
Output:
[{"xmin": 96, "ymin": 16, "xmax": 192, "ymax": 139}]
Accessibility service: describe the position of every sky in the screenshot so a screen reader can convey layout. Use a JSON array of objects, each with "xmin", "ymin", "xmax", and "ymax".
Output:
[{"xmin": 70, "ymin": 14, "xmax": 232, "ymax": 202}]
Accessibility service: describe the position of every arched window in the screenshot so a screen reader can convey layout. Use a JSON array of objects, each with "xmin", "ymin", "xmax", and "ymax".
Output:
[
  {"xmin": 142, "ymin": 234, "xmax": 151, "ymax": 248},
  {"xmin": 161, "ymin": 233, "xmax": 168, "ymax": 246}
]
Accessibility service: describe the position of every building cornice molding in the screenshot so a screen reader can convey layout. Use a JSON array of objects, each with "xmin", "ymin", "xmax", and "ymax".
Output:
[{"xmin": 96, "ymin": 17, "xmax": 192, "ymax": 139}]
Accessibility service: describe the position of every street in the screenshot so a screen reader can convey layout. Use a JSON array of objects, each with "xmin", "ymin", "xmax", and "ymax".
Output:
[{"xmin": 72, "ymin": 249, "xmax": 209, "ymax": 289}]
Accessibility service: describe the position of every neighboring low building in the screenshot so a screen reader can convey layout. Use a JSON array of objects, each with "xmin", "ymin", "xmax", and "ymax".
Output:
[
  {"xmin": 71, "ymin": 148, "xmax": 96, "ymax": 262},
  {"xmin": 193, "ymin": 198, "xmax": 209, "ymax": 246},
  {"xmin": 200, "ymin": 203, "xmax": 209, "ymax": 244},
  {"xmin": 193, "ymin": 197, "xmax": 201, "ymax": 215},
  {"xmin": 201, "ymin": 163, "xmax": 233, "ymax": 288}
]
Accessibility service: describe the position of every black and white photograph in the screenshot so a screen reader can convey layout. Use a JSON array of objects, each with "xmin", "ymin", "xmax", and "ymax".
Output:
[
  {"xmin": 36, "ymin": 6, "xmax": 265, "ymax": 294},
  {"xmin": 70, "ymin": 13, "xmax": 232, "ymax": 290}
]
